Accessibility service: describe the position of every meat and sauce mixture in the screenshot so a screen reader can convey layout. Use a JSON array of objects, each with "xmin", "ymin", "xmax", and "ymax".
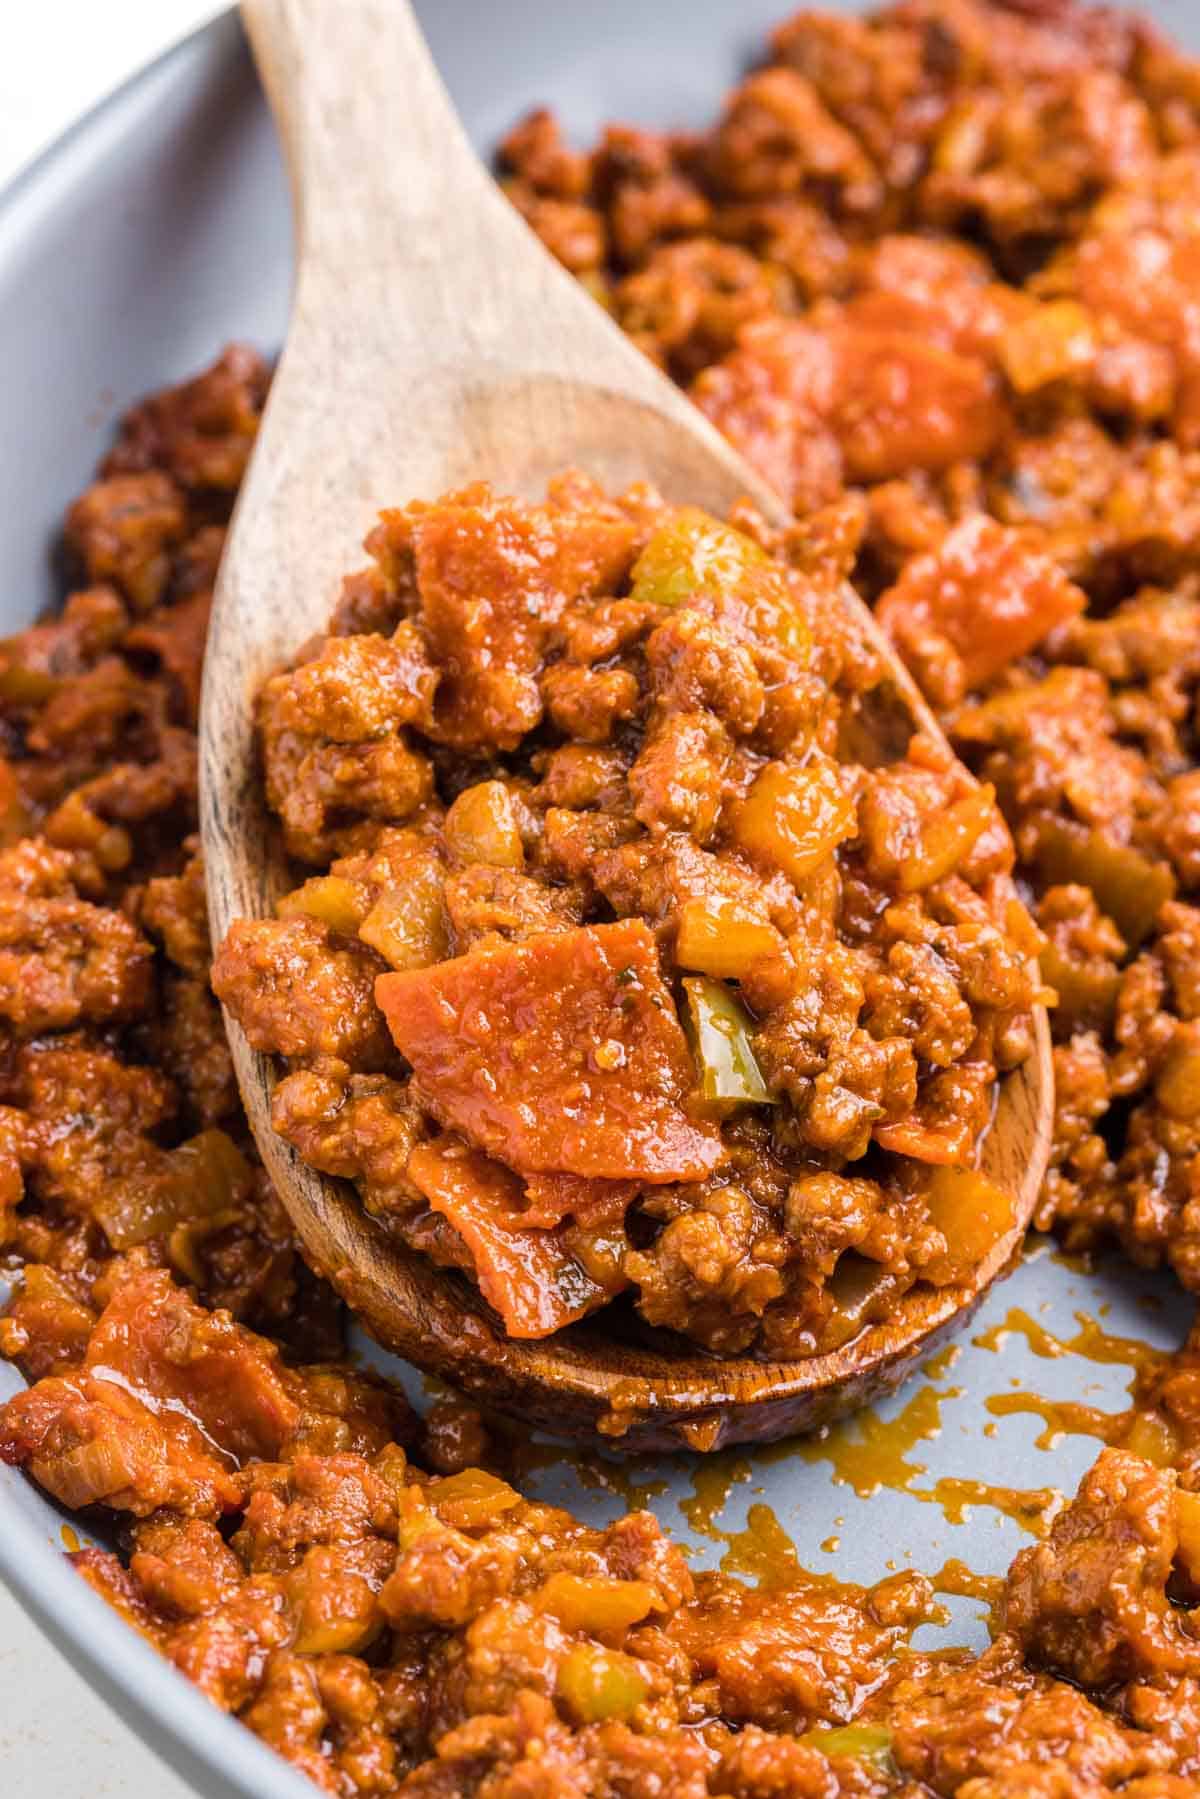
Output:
[
  {"xmin": 211, "ymin": 479, "xmax": 1040, "ymax": 1352},
  {"xmin": 503, "ymin": 0, "xmax": 1200, "ymax": 1299},
  {"xmin": 3, "ymin": 0, "xmax": 1200, "ymax": 1791}
]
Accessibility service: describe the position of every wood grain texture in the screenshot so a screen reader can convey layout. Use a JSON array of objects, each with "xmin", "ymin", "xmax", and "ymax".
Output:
[{"xmin": 199, "ymin": 0, "xmax": 1054, "ymax": 1452}]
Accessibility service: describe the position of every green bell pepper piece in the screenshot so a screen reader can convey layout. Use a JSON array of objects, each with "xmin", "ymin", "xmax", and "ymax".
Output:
[
  {"xmin": 801, "ymin": 1723, "xmax": 896, "ymax": 1774},
  {"xmin": 684, "ymin": 976, "xmax": 774, "ymax": 1111}
]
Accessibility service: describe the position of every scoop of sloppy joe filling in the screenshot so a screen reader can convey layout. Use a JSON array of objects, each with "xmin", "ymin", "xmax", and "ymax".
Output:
[{"xmin": 213, "ymin": 479, "xmax": 1040, "ymax": 1349}]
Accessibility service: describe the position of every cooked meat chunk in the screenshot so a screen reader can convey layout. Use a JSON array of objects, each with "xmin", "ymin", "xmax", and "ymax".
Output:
[{"xmin": 212, "ymin": 916, "xmax": 393, "ymax": 1069}]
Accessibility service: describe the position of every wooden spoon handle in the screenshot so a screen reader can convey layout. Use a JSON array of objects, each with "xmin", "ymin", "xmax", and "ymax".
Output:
[
  {"xmin": 242, "ymin": 0, "xmax": 504, "ymax": 291},
  {"xmin": 236, "ymin": 0, "xmax": 800, "ymax": 508}
]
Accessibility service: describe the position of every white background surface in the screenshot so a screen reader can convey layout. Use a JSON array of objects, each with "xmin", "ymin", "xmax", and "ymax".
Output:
[
  {"xmin": 0, "ymin": 1, "xmax": 223, "ymax": 189},
  {"xmin": 0, "ymin": 12, "xmax": 224, "ymax": 1798}
]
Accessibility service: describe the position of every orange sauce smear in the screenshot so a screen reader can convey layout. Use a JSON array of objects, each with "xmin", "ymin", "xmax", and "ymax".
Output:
[
  {"xmin": 930, "ymin": 1555, "xmax": 1006, "ymax": 1632},
  {"xmin": 797, "ymin": 1381, "xmax": 957, "ymax": 1500},
  {"xmin": 925, "ymin": 1476, "xmax": 1064, "ymax": 1538},
  {"xmin": 972, "ymin": 1305, "xmax": 1169, "ymax": 1375},
  {"xmin": 677, "ymin": 1446, "xmax": 808, "ymax": 1585},
  {"xmin": 678, "ymin": 1453, "xmax": 753, "ymax": 1538},
  {"xmin": 985, "ymin": 1392, "xmax": 1179, "ymax": 1465},
  {"xmin": 795, "ymin": 1338, "xmax": 1071, "ymax": 1537},
  {"xmin": 973, "ymin": 1305, "xmax": 1181, "ymax": 1469},
  {"xmin": 717, "ymin": 1502, "xmax": 803, "ymax": 1589}
]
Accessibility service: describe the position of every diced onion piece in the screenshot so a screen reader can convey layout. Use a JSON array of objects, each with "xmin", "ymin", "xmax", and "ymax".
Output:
[
  {"xmin": 1038, "ymin": 936, "xmax": 1120, "ymax": 1033},
  {"xmin": 288, "ymin": 1551, "xmax": 381, "ymax": 1656},
  {"xmin": 93, "ymin": 1129, "xmax": 251, "ymax": 1251},
  {"xmin": 730, "ymin": 759, "xmax": 856, "ymax": 886},
  {"xmin": 358, "ymin": 854, "xmax": 448, "ymax": 970},
  {"xmin": 0, "ymin": 659, "xmax": 60, "ymax": 706},
  {"xmin": 169, "ymin": 1128, "xmax": 252, "ymax": 1197},
  {"xmin": 444, "ymin": 780, "xmax": 525, "ymax": 869},
  {"xmin": 684, "ymin": 976, "xmax": 773, "ymax": 1113},
  {"xmin": 371, "ymin": 1443, "xmax": 410, "ymax": 1503},
  {"xmin": 536, "ymin": 1573, "xmax": 660, "ymax": 1634},
  {"xmin": 3, "ymin": 1265, "xmax": 94, "ymax": 1354},
  {"xmin": 1032, "ymin": 817, "xmax": 1175, "ymax": 949},
  {"xmin": 675, "ymin": 895, "xmax": 784, "ymax": 980},
  {"xmin": 34, "ymin": 1431, "xmax": 138, "ymax": 1510},
  {"xmin": 44, "ymin": 788, "xmax": 131, "ymax": 872},
  {"xmin": 896, "ymin": 785, "xmax": 996, "ymax": 891},
  {"xmin": 429, "ymin": 1468, "xmax": 522, "ymax": 1530},
  {"xmin": 1155, "ymin": 1024, "xmax": 1200, "ymax": 1121},
  {"xmin": 556, "ymin": 1644, "xmax": 647, "ymax": 1724},
  {"xmin": 998, "ymin": 300, "xmax": 1095, "ymax": 395},
  {"xmin": 278, "ymin": 874, "xmax": 373, "ymax": 936},
  {"xmin": 922, "ymin": 1166, "xmax": 1015, "ymax": 1279},
  {"xmin": 1123, "ymin": 1411, "xmax": 1179, "ymax": 1470}
]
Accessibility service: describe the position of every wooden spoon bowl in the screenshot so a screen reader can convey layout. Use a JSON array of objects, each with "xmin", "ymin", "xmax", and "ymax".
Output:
[{"xmin": 200, "ymin": 0, "xmax": 1054, "ymax": 1453}]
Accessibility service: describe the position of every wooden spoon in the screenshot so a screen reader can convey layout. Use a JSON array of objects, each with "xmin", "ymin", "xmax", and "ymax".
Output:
[{"xmin": 200, "ymin": 0, "xmax": 1053, "ymax": 1453}]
